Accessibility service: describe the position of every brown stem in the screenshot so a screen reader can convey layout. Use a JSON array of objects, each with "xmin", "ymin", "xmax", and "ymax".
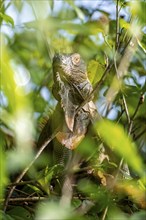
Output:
[
  {"xmin": 1, "ymin": 196, "xmax": 47, "ymax": 204},
  {"xmin": 8, "ymin": 180, "xmax": 37, "ymax": 187}
]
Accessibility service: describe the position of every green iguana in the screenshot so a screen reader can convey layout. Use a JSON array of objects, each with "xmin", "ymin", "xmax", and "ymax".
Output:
[{"xmin": 37, "ymin": 53, "xmax": 97, "ymax": 170}]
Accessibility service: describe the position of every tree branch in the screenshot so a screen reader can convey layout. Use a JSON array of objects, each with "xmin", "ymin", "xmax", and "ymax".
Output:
[{"xmin": 1, "ymin": 196, "xmax": 47, "ymax": 204}]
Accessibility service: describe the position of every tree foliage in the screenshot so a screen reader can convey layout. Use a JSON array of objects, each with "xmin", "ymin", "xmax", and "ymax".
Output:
[{"xmin": 0, "ymin": 0, "xmax": 146, "ymax": 219}]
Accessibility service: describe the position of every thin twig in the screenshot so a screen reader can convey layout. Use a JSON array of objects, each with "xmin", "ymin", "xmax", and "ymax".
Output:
[
  {"xmin": 122, "ymin": 94, "xmax": 131, "ymax": 125},
  {"xmin": 3, "ymin": 129, "xmax": 59, "ymax": 212},
  {"xmin": 8, "ymin": 180, "xmax": 37, "ymax": 187},
  {"xmin": 115, "ymin": 0, "xmax": 119, "ymax": 50},
  {"xmin": 134, "ymin": 128, "xmax": 146, "ymax": 142},
  {"xmin": 101, "ymin": 206, "xmax": 109, "ymax": 220},
  {"xmin": 116, "ymin": 108, "xmax": 125, "ymax": 123},
  {"xmin": 1, "ymin": 196, "xmax": 47, "ymax": 204}
]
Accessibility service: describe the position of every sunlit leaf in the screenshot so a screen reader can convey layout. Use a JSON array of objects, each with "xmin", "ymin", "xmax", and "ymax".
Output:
[
  {"xmin": 119, "ymin": 18, "xmax": 130, "ymax": 30},
  {"xmin": 85, "ymin": 15, "xmax": 109, "ymax": 35},
  {"xmin": 0, "ymin": 12, "xmax": 14, "ymax": 26},
  {"xmin": 95, "ymin": 120, "xmax": 144, "ymax": 176},
  {"xmin": 87, "ymin": 60, "xmax": 104, "ymax": 85},
  {"xmin": 129, "ymin": 1, "xmax": 146, "ymax": 25},
  {"xmin": 13, "ymin": 0, "xmax": 24, "ymax": 12},
  {"xmin": 1, "ymin": 44, "xmax": 34, "ymax": 171},
  {"xmin": 115, "ymin": 180, "xmax": 146, "ymax": 209},
  {"xmin": 66, "ymin": 1, "xmax": 85, "ymax": 21}
]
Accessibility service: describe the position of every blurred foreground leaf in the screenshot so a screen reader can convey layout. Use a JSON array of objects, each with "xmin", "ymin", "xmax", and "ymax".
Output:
[
  {"xmin": 95, "ymin": 120, "xmax": 144, "ymax": 176},
  {"xmin": 1, "ymin": 43, "xmax": 34, "ymax": 172},
  {"xmin": 35, "ymin": 201, "xmax": 84, "ymax": 220}
]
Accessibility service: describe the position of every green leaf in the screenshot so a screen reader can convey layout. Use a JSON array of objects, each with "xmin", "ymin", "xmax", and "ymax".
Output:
[
  {"xmin": 0, "ymin": 211, "xmax": 14, "ymax": 220},
  {"xmin": 129, "ymin": 1, "xmax": 146, "ymax": 25},
  {"xmin": 7, "ymin": 206, "xmax": 33, "ymax": 220},
  {"xmin": 95, "ymin": 120, "xmax": 144, "ymax": 176},
  {"xmin": 0, "ymin": 12, "xmax": 14, "ymax": 26},
  {"xmin": 87, "ymin": 60, "xmax": 104, "ymax": 85},
  {"xmin": 13, "ymin": 0, "xmax": 23, "ymax": 12},
  {"xmin": 48, "ymin": 0, "xmax": 54, "ymax": 11},
  {"xmin": 130, "ymin": 211, "xmax": 146, "ymax": 220},
  {"xmin": 66, "ymin": 1, "xmax": 85, "ymax": 21},
  {"xmin": 78, "ymin": 179, "xmax": 110, "ymax": 211},
  {"xmin": 73, "ymin": 6, "xmax": 85, "ymax": 21},
  {"xmin": 0, "ymin": 144, "xmax": 8, "ymax": 201},
  {"xmin": 119, "ymin": 18, "xmax": 130, "ymax": 30}
]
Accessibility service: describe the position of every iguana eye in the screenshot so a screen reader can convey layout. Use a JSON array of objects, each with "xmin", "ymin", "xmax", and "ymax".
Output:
[{"xmin": 71, "ymin": 54, "xmax": 81, "ymax": 66}]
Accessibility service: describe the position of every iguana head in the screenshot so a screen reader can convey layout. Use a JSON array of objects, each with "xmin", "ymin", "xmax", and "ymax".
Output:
[{"xmin": 53, "ymin": 53, "xmax": 88, "ymax": 84}]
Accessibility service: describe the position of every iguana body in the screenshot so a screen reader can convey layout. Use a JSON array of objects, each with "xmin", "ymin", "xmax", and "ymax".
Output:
[{"xmin": 37, "ymin": 53, "xmax": 96, "ymax": 168}]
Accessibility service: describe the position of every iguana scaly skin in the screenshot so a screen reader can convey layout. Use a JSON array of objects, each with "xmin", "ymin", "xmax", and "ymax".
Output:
[{"xmin": 37, "ymin": 53, "xmax": 96, "ymax": 167}]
